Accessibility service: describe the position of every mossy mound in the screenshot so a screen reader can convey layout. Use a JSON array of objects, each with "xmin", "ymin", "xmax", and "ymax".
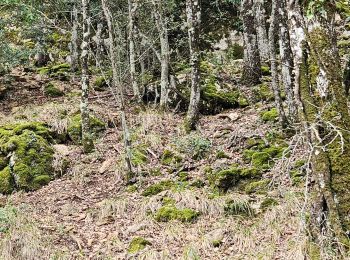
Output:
[
  {"xmin": 142, "ymin": 180, "xmax": 174, "ymax": 196},
  {"xmin": 243, "ymin": 144, "xmax": 287, "ymax": 170},
  {"xmin": 37, "ymin": 63, "xmax": 70, "ymax": 81},
  {"xmin": 200, "ymin": 78, "xmax": 249, "ymax": 114},
  {"xmin": 0, "ymin": 122, "xmax": 54, "ymax": 194},
  {"xmin": 244, "ymin": 179, "xmax": 270, "ymax": 194},
  {"xmin": 260, "ymin": 108, "xmax": 278, "ymax": 122},
  {"xmin": 128, "ymin": 237, "xmax": 151, "ymax": 253},
  {"xmin": 154, "ymin": 205, "xmax": 200, "ymax": 223},
  {"xmin": 131, "ymin": 145, "xmax": 148, "ymax": 166},
  {"xmin": 253, "ymin": 83, "xmax": 274, "ymax": 102},
  {"xmin": 67, "ymin": 114, "xmax": 106, "ymax": 144},
  {"xmin": 208, "ymin": 165, "xmax": 261, "ymax": 192},
  {"xmin": 93, "ymin": 76, "xmax": 108, "ymax": 91},
  {"xmin": 44, "ymin": 82, "xmax": 64, "ymax": 97}
]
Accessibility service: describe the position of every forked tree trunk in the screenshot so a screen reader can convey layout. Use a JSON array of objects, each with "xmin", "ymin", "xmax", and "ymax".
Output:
[
  {"xmin": 152, "ymin": 0, "xmax": 170, "ymax": 109},
  {"xmin": 184, "ymin": 0, "xmax": 201, "ymax": 132},
  {"xmin": 241, "ymin": 0, "xmax": 261, "ymax": 85},
  {"xmin": 80, "ymin": 0, "xmax": 94, "ymax": 153}
]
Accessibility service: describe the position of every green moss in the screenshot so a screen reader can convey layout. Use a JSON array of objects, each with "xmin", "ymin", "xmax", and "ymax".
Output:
[
  {"xmin": 44, "ymin": 82, "xmax": 64, "ymax": 97},
  {"xmin": 93, "ymin": 76, "xmax": 108, "ymax": 91},
  {"xmin": 142, "ymin": 180, "xmax": 174, "ymax": 196},
  {"xmin": 128, "ymin": 237, "xmax": 151, "ymax": 253},
  {"xmin": 190, "ymin": 179, "xmax": 205, "ymax": 188},
  {"xmin": 0, "ymin": 167, "xmax": 14, "ymax": 194},
  {"xmin": 208, "ymin": 165, "xmax": 262, "ymax": 192},
  {"xmin": 224, "ymin": 199, "xmax": 254, "ymax": 217},
  {"xmin": 226, "ymin": 43, "xmax": 244, "ymax": 60},
  {"xmin": 154, "ymin": 205, "xmax": 200, "ymax": 223},
  {"xmin": 67, "ymin": 114, "xmax": 106, "ymax": 144},
  {"xmin": 216, "ymin": 150, "xmax": 230, "ymax": 159},
  {"xmin": 244, "ymin": 145, "xmax": 287, "ymax": 170},
  {"xmin": 261, "ymin": 108, "xmax": 278, "ymax": 122},
  {"xmin": 253, "ymin": 83, "xmax": 274, "ymax": 102},
  {"xmin": 50, "ymin": 63, "xmax": 70, "ymax": 72},
  {"xmin": 261, "ymin": 65, "xmax": 271, "ymax": 76},
  {"xmin": 178, "ymin": 171, "xmax": 189, "ymax": 182},
  {"xmin": 162, "ymin": 196, "xmax": 176, "ymax": 205},
  {"xmin": 131, "ymin": 146, "xmax": 148, "ymax": 166},
  {"xmin": 260, "ymin": 198, "xmax": 278, "ymax": 211},
  {"xmin": 161, "ymin": 149, "xmax": 182, "ymax": 166},
  {"xmin": 0, "ymin": 123, "xmax": 54, "ymax": 193},
  {"xmin": 245, "ymin": 179, "xmax": 269, "ymax": 194}
]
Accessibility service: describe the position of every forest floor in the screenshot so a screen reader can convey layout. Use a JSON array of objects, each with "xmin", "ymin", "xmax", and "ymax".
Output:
[{"xmin": 0, "ymin": 67, "xmax": 308, "ymax": 260}]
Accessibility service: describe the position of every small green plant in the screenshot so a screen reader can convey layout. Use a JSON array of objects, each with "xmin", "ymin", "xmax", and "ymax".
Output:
[
  {"xmin": 128, "ymin": 237, "xmax": 151, "ymax": 253},
  {"xmin": 224, "ymin": 199, "xmax": 254, "ymax": 217},
  {"xmin": 175, "ymin": 133, "xmax": 212, "ymax": 160}
]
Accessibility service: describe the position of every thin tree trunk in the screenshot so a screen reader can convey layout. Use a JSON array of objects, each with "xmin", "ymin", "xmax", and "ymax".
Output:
[
  {"xmin": 95, "ymin": 22, "xmax": 103, "ymax": 68},
  {"xmin": 254, "ymin": 0, "xmax": 269, "ymax": 62},
  {"xmin": 101, "ymin": 0, "xmax": 133, "ymax": 178},
  {"xmin": 241, "ymin": 0, "xmax": 261, "ymax": 85},
  {"xmin": 128, "ymin": 0, "xmax": 141, "ymax": 101},
  {"xmin": 185, "ymin": 0, "xmax": 201, "ymax": 132},
  {"xmin": 268, "ymin": 0, "xmax": 288, "ymax": 128},
  {"xmin": 278, "ymin": 0, "xmax": 297, "ymax": 120},
  {"xmin": 71, "ymin": 2, "xmax": 79, "ymax": 72},
  {"xmin": 152, "ymin": 0, "xmax": 170, "ymax": 109},
  {"xmin": 80, "ymin": 0, "xmax": 94, "ymax": 153}
]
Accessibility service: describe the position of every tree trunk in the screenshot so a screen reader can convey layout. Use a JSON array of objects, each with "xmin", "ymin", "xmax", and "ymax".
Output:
[
  {"xmin": 241, "ymin": 0, "xmax": 261, "ymax": 85},
  {"xmin": 101, "ymin": 0, "xmax": 133, "ymax": 179},
  {"xmin": 294, "ymin": 1, "xmax": 350, "ymax": 249},
  {"xmin": 152, "ymin": 0, "xmax": 170, "ymax": 109},
  {"xmin": 184, "ymin": 0, "xmax": 201, "ymax": 132},
  {"xmin": 268, "ymin": 0, "xmax": 288, "ymax": 128},
  {"xmin": 254, "ymin": 0, "xmax": 269, "ymax": 62},
  {"xmin": 80, "ymin": 0, "xmax": 94, "ymax": 153},
  {"xmin": 277, "ymin": 0, "xmax": 297, "ymax": 120},
  {"xmin": 71, "ymin": 2, "xmax": 79, "ymax": 72},
  {"xmin": 128, "ymin": 0, "xmax": 141, "ymax": 102},
  {"xmin": 95, "ymin": 22, "xmax": 103, "ymax": 68}
]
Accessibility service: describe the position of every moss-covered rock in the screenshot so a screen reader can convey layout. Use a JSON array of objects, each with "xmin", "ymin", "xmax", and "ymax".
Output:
[
  {"xmin": 44, "ymin": 82, "xmax": 64, "ymax": 97},
  {"xmin": 128, "ymin": 237, "xmax": 151, "ymax": 253},
  {"xmin": 208, "ymin": 165, "xmax": 261, "ymax": 192},
  {"xmin": 67, "ymin": 114, "xmax": 106, "ymax": 144},
  {"xmin": 142, "ymin": 180, "xmax": 174, "ymax": 196},
  {"xmin": 36, "ymin": 63, "xmax": 70, "ymax": 81},
  {"xmin": 93, "ymin": 76, "xmax": 108, "ymax": 91},
  {"xmin": 244, "ymin": 144, "xmax": 287, "ymax": 170},
  {"xmin": 154, "ymin": 205, "xmax": 200, "ymax": 223},
  {"xmin": 261, "ymin": 108, "xmax": 278, "ymax": 122},
  {"xmin": 0, "ymin": 122, "xmax": 55, "ymax": 194}
]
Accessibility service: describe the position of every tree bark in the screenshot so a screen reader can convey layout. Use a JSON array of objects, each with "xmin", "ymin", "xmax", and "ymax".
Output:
[
  {"xmin": 241, "ymin": 0, "xmax": 261, "ymax": 85},
  {"xmin": 185, "ymin": 0, "xmax": 201, "ymax": 132},
  {"xmin": 101, "ymin": 0, "xmax": 133, "ymax": 179},
  {"xmin": 254, "ymin": 0, "xmax": 269, "ymax": 62},
  {"xmin": 71, "ymin": 2, "xmax": 79, "ymax": 72},
  {"xmin": 152, "ymin": 0, "xmax": 170, "ymax": 109},
  {"xmin": 128, "ymin": 0, "xmax": 141, "ymax": 102},
  {"xmin": 80, "ymin": 0, "xmax": 94, "ymax": 153},
  {"xmin": 268, "ymin": 0, "xmax": 288, "ymax": 128},
  {"xmin": 278, "ymin": 0, "xmax": 297, "ymax": 120},
  {"xmin": 95, "ymin": 22, "xmax": 103, "ymax": 68}
]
